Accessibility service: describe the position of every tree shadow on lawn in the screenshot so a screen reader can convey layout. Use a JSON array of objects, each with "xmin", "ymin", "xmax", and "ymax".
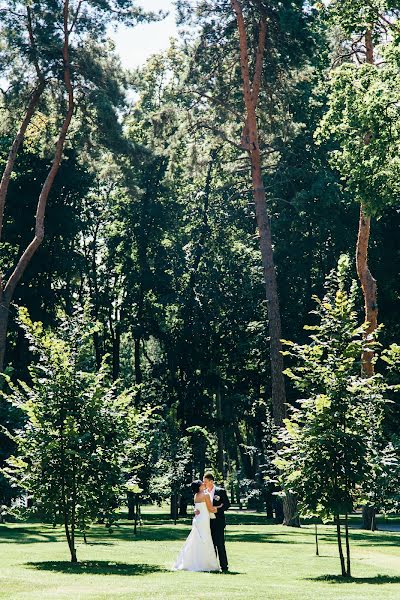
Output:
[
  {"xmin": 308, "ymin": 574, "xmax": 400, "ymax": 585},
  {"xmin": 226, "ymin": 532, "xmax": 304, "ymax": 544},
  {"xmin": 140, "ymin": 512, "xmax": 274, "ymax": 527},
  {"xmin": 0, "ymin": 525, "xmax": 59, "ymax": 545},
  {"xmin": 319, "ymin": 531, "xmax": 400, "ymax": 548},
  {"xmin": 88, "ymin": 525, "xmax": 188, "ymax": 543},
  {"xmin": 26, "ymin": 561, "xmax": 167, "ymax": 576},
  {"xmin": 94, "ymin": 527, "xmax": 305, "ymax": 545}
]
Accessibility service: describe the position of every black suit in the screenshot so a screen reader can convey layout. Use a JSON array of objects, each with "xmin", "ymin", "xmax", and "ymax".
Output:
[{"xmin": 209, "ymin": 485, "xmax": 230, "ymax": 571}]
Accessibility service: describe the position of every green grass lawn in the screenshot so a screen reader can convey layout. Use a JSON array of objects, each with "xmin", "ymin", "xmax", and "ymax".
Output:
[{"xmin": 1, "ymin": 508, "xmax": 399, "ymax": 600}]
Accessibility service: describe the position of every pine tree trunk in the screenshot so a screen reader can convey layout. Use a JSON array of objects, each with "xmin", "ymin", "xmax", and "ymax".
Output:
[
  {"xmin": 231, "ymin": 0, "xmax": 286, "ymax": 423},
  {"xmin": 0, "ymin": 0, "xmax": 74, "ymax": 373},
  {"xmin": 354, "ymin": 29, "xmax": 377, "ymax": 377},
  {"xmin": 0, "ymin": 297, "xmax": 10, "ymax": 373},
  {"xmin": 356, "ymin": 207, "xmax": 377, "ymax": 376}
]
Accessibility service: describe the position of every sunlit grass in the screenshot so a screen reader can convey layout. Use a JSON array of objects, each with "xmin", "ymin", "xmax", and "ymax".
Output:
[{"xmin": 0, "ymin": 507, "xmax": 399, "ymax": 599}]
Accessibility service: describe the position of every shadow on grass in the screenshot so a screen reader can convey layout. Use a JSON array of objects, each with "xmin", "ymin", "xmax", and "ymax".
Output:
[
  {"xmin": 319, "ymin": 531, "xmax": 400, "ymax": 548},
  {"xmin": 308, "ymin": 574, "xmax": 400, "ymax": 585},
  {"xmin": 85, "ymin": 525, "xmax": 305, "ymax": 545},
  {"xmin": 26, "ymin": 560, "xmax": 167, "ymax": 576},
  {"xmin": 140, "ymin": 512, "xmax": 275, "ymax": 527},
  {"xmin": 226, "ymin": 532, "xmax": 303, "ymax": 544},
  {"xmin": 0, "ymin": 525, "xmax": 59, "ymax": 545}
]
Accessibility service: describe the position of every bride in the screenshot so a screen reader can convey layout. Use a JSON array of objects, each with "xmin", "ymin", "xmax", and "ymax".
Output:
[{"xmin": 173, "ymin": 480, "xmax": 223, "ymax": 572}]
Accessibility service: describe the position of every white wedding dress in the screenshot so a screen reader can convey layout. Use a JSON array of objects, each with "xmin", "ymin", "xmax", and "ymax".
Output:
[{"xmin": 173, "ymin": 502, "xmax": 220, "ymax": 572}]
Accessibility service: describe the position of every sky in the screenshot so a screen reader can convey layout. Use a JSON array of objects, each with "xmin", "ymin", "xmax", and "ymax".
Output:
[{"xmin": 111, "ymin": 0, "xmax": 178, "ymax": 70}]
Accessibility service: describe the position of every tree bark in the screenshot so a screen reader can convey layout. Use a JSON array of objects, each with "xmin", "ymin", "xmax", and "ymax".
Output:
[
  {"xmin": 0, "ymin": 5, "xmax": 45, "ymax": 243},
  {"xmin": 282, "ymin": 493, "xmax": 300, "ymax": 527},
  {"xmin": 355, "ymin": 29, "xmax": 378, "ymax": 377},
  {"xmin": 0, "ymin": 82, "xmax": 45, "ymax": 242},
  {"xmin": 0, "ymin": 299, "xmax": 10, "ymax": 375},
  {"xmin": 216, "ymin": 385, "xmax": 225, "ymax": 478},
  {"xmin": 344, "ymin": 513, "xmax": 351, "ymax": 577},
  {"xmin": 231, "ymin": 0, "xmax": 286, "ymax": 424},
  {"xmin": 362, "ymin": 504, "xmax": 377, "ymax": 531},
  {"xmin": 231, "ymin": 0, "xmax": 299, "ymax": 527},
  {"xmin": 0, "ymin": 0, "xmax": 74, "ymax": 373},
  {"xmin": 356, "ymin": 206, "xmax": 377, "ymax": 377},
  {"xmin": 335, "ymin": 514, "xmax": 346, "ymax": 577}
]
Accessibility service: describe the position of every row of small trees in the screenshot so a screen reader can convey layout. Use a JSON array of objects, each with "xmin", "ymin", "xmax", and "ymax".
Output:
[{"xmin": 2, "ymin": 257, "xmax": 399, "ymax": 574}]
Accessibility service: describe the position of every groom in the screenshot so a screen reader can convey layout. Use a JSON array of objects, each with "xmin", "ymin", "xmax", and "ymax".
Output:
[{"xmin": 203, "ymin": 471, "xmax": 230, "ymax": 572}]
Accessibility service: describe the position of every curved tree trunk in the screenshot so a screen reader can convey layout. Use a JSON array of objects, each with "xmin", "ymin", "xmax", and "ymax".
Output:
[
  {"xmin": 0, "ymin": 0, "xmax": 74, "ymax": 373},
  {"xmin": 356, "ymin": 207, "xmax": 377, "ymax": 376},
  {"xmin": 355, "ymin": 29, "xmax": 378, "ymax": 378}
]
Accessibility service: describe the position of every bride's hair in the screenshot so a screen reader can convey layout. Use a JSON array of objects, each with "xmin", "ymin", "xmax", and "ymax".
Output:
[{"xmin": 191, "ymin": 480, "xmax": 203, "ymax": 494}]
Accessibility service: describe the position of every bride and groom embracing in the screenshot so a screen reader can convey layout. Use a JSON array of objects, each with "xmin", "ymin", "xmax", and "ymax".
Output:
[{"xmin": 173, "ymin": 472, "xmax": 231, "ymax": 573}]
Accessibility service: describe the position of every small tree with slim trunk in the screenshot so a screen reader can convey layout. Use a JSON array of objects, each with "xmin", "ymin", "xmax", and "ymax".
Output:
[
  {"xmin": 1, "ymin": 308, "xmax": 128, "ymax": 563},
  {"xmin": 317, "ymin": 4, "xmax": 400, "ymax": 527},
  {"xmin": 276, "ymin": 255, "xmax": 387, "ymax": 577}
]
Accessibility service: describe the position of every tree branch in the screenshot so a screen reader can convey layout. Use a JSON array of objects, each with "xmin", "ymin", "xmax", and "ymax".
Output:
[{"xmin": 4, "ymin": 0, "xmax": 75, "ymax": 300}]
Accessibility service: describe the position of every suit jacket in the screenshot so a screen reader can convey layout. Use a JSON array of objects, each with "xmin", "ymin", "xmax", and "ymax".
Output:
[{"xmin": 211, "ymin": 486, "xmax": 230, "ymax": 527}]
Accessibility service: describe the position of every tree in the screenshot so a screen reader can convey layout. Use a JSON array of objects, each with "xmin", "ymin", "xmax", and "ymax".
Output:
[
  {"xmin": 277, "ymin": 255, "xmax": 387, "ymax": 576},
  {"xmin": 1, "ymin": 308, "xmax": 128, "ymax": 562},
  {"xmin": 0, "ymin": 0, "xmax": 157, "ymax": 371},
  {"xmin": 230, "ymin": 0, "xmax": 285, "ymax": 426},
  {"xmin": 318, "ymin": 1, "xmax": 400, "ymax": 375}
]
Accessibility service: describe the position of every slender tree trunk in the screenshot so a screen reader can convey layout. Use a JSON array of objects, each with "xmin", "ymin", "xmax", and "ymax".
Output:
[
  {"xmin": 315, "ymin": 523, "xmax": 319, "ymax": 556},
  {"xmin": 0, "ymin": 0, "xmax": 74, "ymax": 373},
  {"xmin": 134, "ymin": 336, "xmax": 142, "ymax": 384},
  {"xmin": 355, "ymin": 29, "xmax": 378, "ymax": 377},
  {"xmin": 0, "ymin": 3, "xmax": 45, "ymax": 243},
  {"xmin": 127, "ymin": 491, "xmax": 135, "ymax": 520},
  {"xmin": 171, "ymin": 491, "xmax": 178, "ymax": 525},
  {"xmin": 233, "ymin": 420, "xmax": 254, "ymax": 478},
  {"xmin": 216, "ymin": 385, "xmax": 225, "ymax": 478},
  {"xmin": 344, "ymin": 513, "xmax": 351, "ymax": 577},
  {"xmin": 231, "ymin": 0, "xmax": 298, "ymax": 526},
  {"xmin": 0, "ymin": 299, "xmax": 10, "ymax": 374},
  {"xmin": 0, "ymin": 82, "xmax": 45, "ymax": 242},
  {"xmin": 231, "ymin": 0, "xmax": 286, "ymax": 424},
  {"xmin": 64, "ymin": 519, "xmax": 77, "ymax": 563},
  {"xmin": 335, "ymin": 515, "xmax": 346, "ymax": 577},
  {"xmin": 356, "ymin": 207, "xmax": 377, "ymax": 376}
]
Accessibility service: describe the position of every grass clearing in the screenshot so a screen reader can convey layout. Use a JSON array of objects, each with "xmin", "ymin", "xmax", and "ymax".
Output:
[{"xmin": 0, "ymin": 508, "xmax": 399, "ymax": 599}]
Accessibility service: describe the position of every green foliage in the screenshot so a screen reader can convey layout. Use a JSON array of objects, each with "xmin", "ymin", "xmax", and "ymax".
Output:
[
  {"xmin": 1, "ymin": 309, "xmax": 129, "ymax": 559},
  {"xmin": 277, "ymin": 256, "xmax": 387, "ymax": 520},
  {"xmin": 325, "ymin": 1, "xmax": 400, "ymax": 38},
  {"xmin": 316, "ymin": 61, "xmax": 400, "ymax": 215}
]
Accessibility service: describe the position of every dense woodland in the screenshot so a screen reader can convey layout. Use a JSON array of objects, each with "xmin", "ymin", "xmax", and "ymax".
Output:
[{"xmin": 0, "ymin": 0, "xmax": 400, "ymax": 573}]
